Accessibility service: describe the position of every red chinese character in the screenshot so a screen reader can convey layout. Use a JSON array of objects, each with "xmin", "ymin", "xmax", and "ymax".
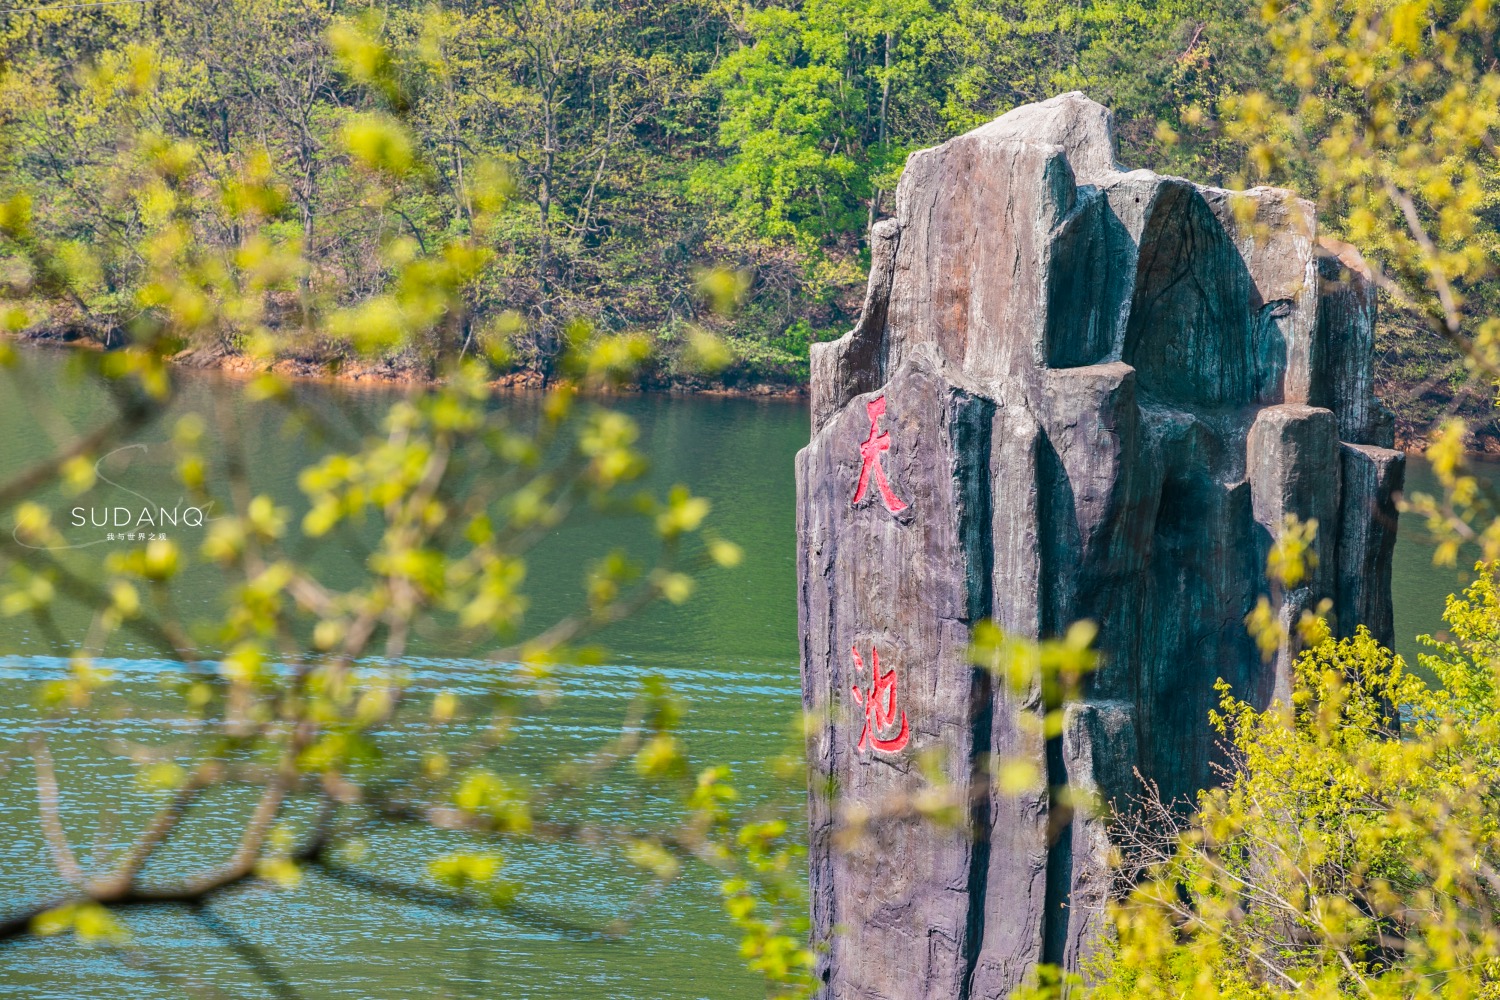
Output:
[
  {"xmin": 851, "ymin": 395, "xmax": 908, "ymax": 514},
  {"xmin": 851, "ymin": 644, "xmax": 910, "ymax": 754}
]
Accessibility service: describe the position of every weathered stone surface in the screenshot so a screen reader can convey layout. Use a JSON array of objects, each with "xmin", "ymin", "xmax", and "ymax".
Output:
[
  {"xmin": 798, "ymin": 358, "xmax": 994, "ymax": 999},
  {"xmin": 1247, "ymin": 404, "xmax": 1342, "ymax": 703},
  {"xmin": 1336, "ymin": 443, "xmax": 1406, "ymax": 646},
  {"xmin": 1058, "ymin": 701, "xmax": 1138, "ymax": 971},
  {"xmin": 972, "ymin": 92, "xmax": 1120, "ymax": 186},
  {"xmin": 1317, "ymin": 238, "xmax": 1397, "ymax": 448},
  {"xmin": 811, "ymin": 218, "xmax": 900, "ymax": 433},
  {"xmin": 884, "ymin": 137, "xmax": 1075, "ymax": 383},
  {"xmin": 797, "ymin": 92, "xmax": 1400, "ymax": 997}
]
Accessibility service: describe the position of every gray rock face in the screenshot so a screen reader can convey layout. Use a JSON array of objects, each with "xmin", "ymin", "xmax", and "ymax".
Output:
[{"xmin": 795, "ymin": 93, "xmax": 1403, "ymax": 998}]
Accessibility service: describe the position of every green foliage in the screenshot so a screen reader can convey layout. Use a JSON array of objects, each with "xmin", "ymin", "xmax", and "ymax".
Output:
[
  {"xmin": 1228, "ymin": 0, "xmax": 1500, "ymax": 449},
  {"xmin": 0, "ymin": 0, "xmax": 1486, "ymax": 441},
  {"xmin": 0, "ymin": 24, "xmax": 803, "ymax": 997},
  {"xmin": 722, "ymin": 817, "xmax": 817, "ymax": 996},
  {"xmin": 1418, "ymin": 563, "xmax": 1500, "ymax": 718},
  {"xmin": 1078, "ymin": 582, "xmax": 1500, "ymax": 999},
  {"xmin": 9, "ymin": 1, "xmax": 1500, "ymax": 994},
  {"xmin": 694, "ymin": 0, "xmax": 1246, "ymax": 249},
  {"xmin": 695, "ymin": 0, "xmax": 930, "ymax": 246},
  {"xmin": 0, "ymin": 0, "xmax": 1299, "ymax": 389},
  {"xmin": 970, "ymin": 618, "xmax": 1099, "ymax": 800}
]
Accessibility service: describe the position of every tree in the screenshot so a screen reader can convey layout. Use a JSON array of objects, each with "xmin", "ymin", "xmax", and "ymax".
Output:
[
  {"xmin": 698, "ymin": 0, "xmax": 930, "ymax": 247},
  {"xmin": 0, "ymin": 21, "xmax": 818, "ymax": 998},
  {"xmin": 1226, "ymin": 0, "xmax": 1500, "ymax": 450},
  {"xmin": 1086, "ymin": 604, "xmax": 1500, "ymax": 999}
]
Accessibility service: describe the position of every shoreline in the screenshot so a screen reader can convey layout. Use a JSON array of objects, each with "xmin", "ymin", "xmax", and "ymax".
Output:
[
  {"xmin": 179, "ymin": 348, "xmax": 1448, "ymax": 458},
  {"xmin": 13, "ymin": 333, "xmax": 809, "ymax": 403},
  {"xmin": 9, "ymin": 335, "xmax": 1483, "ymax": 455}
]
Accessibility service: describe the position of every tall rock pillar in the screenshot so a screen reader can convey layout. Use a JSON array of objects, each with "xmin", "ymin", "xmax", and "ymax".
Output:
[{"xmin": 795, "ymin": 93, "xmax": 1403, "ymax": 998}]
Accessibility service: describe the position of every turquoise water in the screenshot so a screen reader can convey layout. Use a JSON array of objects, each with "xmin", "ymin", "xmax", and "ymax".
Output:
[
  {"xmin": 0, "ymin": 348, "xmax": 1480, "ymax": 998},
  {"xmin": 0, "ymin": 351, "xmax": 808, "ymax": 999},
  {"xmin": 1389, "ymin": 456, "xmax": 1495, "ymax": 670}
]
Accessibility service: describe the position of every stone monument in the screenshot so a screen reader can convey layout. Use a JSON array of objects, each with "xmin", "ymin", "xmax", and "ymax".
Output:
[{"xmin": 795, "ymin": 93, "xmax": 1403, "ymax": 998}]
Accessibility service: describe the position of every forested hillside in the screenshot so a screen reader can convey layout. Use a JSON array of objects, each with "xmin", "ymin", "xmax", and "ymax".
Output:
[{"xmin": 0, "ymin": 0, "xmax": 1490, "ymax": 444}]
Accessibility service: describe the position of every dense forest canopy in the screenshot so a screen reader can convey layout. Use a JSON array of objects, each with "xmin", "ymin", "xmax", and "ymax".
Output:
[
  {"xmin": 0, "ymin": 0, "xmax": 1495, "ymax": 441},
  {"xmin": 0, "ymin": 1, "xmax": 1268, "ymax": 371}
]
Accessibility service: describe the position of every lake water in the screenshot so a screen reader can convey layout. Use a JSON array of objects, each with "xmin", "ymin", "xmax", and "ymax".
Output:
[{"xmin": 0, "ymin": 349, "xmax": 1483, "ymax": 998}]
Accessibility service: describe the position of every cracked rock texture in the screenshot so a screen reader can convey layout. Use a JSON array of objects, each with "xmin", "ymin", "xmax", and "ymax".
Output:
[{"xmin": 795, "ymin": 92, "xmax": 1403, "ymax": 999}]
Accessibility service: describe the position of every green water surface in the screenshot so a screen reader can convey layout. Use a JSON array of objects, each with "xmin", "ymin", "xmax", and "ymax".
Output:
[
  {"xmin": 0, "ymin": 348, "xmax": 1480, "ymax": 999},
  {"xmin": 0, "ymin": 351, "xmax": 807, "ymax": 1000}
]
